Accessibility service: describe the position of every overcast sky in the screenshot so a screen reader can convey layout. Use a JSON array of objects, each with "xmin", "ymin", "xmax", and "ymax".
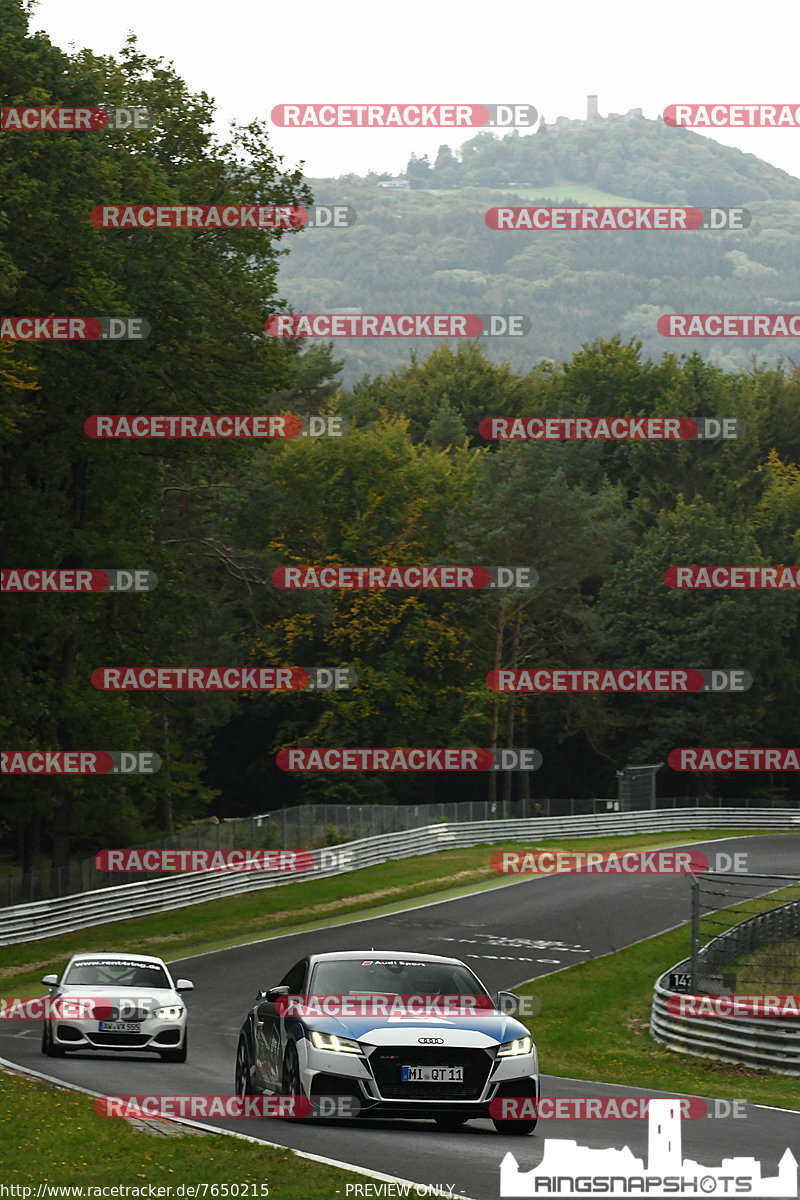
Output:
[{"xmin": 28, "ymin": 0, "xmax": 800, "ymax": 183}]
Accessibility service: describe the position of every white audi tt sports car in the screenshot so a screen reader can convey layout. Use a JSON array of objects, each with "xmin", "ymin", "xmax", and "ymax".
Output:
[
  {"xmin": 234, "ymin": 950, "xmax": 539, "ymax": 1133},
  {"xmin": 41, "ymin": 952, "xmax": 193, "ymax": 1061}
]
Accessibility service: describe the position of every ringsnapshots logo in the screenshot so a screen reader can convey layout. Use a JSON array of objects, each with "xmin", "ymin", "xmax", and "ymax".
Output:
[
  {"xmin": 95, "ymin": 848, "xmax": 312, "ymax": 873},
  {"xmin": 666, "ymin": 565, "xmax": 800, "ymax": 589},
  {"xmin": 1, "ymin": 317, "xmax": 149, "ymax": 340},
  {"xmin": 0, "ymin": 106, "xmax": 155, "ymax": 131},
  {"xmin": 277, "ymin": 748, "xmax": 543, "ymax": 771},
  {"xmin": 658, "ymin": 313, "xmax": 800, "ymax": 337},
  {"xmin": 265, "ymin": 313, "xmax": 530, "ymax": 337},
  {"xmin": 1, "ymin": 751, "xmax": 160, "ymax": 775},
  {"xmin": 1, "ymin": 569, "xmax": 156, "ymax": 592},
  {"xmin": 479, "ymin": 416, "xmax": 743, "ymax": 440},
  {"xmin": 663, "ymin": 103, "xmax": 800, "ymax": 127},
  {"xmin": 486, "ymin": 206, "xmax": 749, "ymax": 231},
  {"xmin": 669, "ymin": 747, "xmax": 800, "ymax": 770},
  {"xmin": 90, "ymin": 667, "xmax": 356, "ymax": 690},
  {"xmin": 84, "ymin": 415, "xmax": 345, "ymax": 438},
  {"xmin": 271, "ymin": 103, "xmax": 537, "ymax": 128},
  {"xmin": 272, "ymin": 565, "xmax": 536, "ymax": 589},
  {"xmin": 487, "ymin": 669, "xmax": 752, "ymax": 693},
  {"xmin": 499, "ymin": 1098, "xmax": 797, "ymax": 1197},
  {"xmin": 490, "ymin": 849, "xmax": 748, "ymax": 874}
]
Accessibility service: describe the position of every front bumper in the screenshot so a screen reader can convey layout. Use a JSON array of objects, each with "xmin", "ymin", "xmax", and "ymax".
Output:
[
  {"xmin": 50, "ymin": 1017, "xmax": 186, "ymax": 1052},
  {"xmin": 302, "ymin": 1037, "xmax": 538, "ymax": 1115}
]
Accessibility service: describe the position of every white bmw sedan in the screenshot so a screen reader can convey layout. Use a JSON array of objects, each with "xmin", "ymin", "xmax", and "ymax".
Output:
[{"xmin": 41, "ymin": 952, "xmax": 193, "ymax": 1062}]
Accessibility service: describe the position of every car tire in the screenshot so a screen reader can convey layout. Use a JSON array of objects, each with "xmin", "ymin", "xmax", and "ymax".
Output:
[
  {"xmin": 42, "ymin": 1022, "xmax": 65, "ymax": 1057},
  {"xmin": 160, "ymin": 1031, "xmax": 187, "ymax": 1063},
  {"xmin": 434, "ymin": 1114, "xmax": 470, "ymax": 1130},
  {"xmin": 281, "ymin": 1042, "xmax": 307, "ymax": 1117},
  {"xmin": 235, "ymin": 1035, "xmax": 256, "ymax": 1095}
]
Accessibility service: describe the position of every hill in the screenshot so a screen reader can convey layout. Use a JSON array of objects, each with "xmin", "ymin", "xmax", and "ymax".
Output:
[{"xmin": 277, "ymin": 118, "xmax": 800, "ymax": 386}]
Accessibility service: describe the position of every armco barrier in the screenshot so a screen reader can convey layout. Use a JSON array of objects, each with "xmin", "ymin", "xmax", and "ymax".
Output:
[
  {"xmin": 651, "ymin": 963, "xmax": 800, "ymax": 1076},
  {"xmin": 1, "ymin": 807, "xmax": 798, "ymax": 946},
  {"xmin": 651, "ymin": 894, "xmax": 800, "ymax": 1075}
]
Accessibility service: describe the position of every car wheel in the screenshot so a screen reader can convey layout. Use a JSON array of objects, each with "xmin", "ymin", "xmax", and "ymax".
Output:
[
  {"xmin": 434, "ymin": 1114, "xmax": 470, "ymax": 1130},
  {"xmin": 280, "ymin": 1041, "xmax": 306, "ymax": 1116},
  {"xmin": 42, "ymin": 1022, "xmax": 65, "ymax": 1057},
  {"xmin": 235, "ymin": 1036, "xmax": 256, "ymax": 1095},
  {"xmin": 160, "ymin": 1031, "xmax": 187, "ymax": 1063}
]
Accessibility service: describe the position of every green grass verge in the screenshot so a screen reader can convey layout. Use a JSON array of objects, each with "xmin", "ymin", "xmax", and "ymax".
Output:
[
  {"xmin": 0, "ymin": 1070, "xmax": 387, "ymax": 1192},
  {"xmin": 515, "ymin": 926, "xmax": 800, "ymax": 1108},
  {"xmin": 0, "ymin": 829, "xmax": 780, "ymax": 996},
  {"xmin": 730, "ymin": 937, "xmax": 800, "ymax": 991}
]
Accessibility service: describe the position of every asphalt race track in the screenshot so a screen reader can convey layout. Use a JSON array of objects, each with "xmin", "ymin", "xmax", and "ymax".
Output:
[{"xmin": 4, "ymin": 833, "xmax": 800, "ymax": 1199}]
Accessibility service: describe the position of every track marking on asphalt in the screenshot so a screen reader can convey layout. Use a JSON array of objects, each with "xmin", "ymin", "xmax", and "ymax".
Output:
[{"xmin": 169, "ymin": 833, "xmax": 753, "ymax": 965}]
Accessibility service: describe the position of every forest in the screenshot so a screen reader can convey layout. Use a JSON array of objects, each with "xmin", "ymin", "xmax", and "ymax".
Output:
[{"xmin": 3, "ymin": 1, "xmax": 800, "ymax": 883}]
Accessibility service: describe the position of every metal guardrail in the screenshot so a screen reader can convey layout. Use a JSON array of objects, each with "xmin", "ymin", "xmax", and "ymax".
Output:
[
  {"xmin": 4, "ymin": 794, "xmax": 790, "ymax": 907},
  {"xmin": 1, "ymin": 807, "xmax": 798, "ymax": 947},
  {"xmin": 651, "ymin": 895, "xmax": 800, "ymax": 1076}
]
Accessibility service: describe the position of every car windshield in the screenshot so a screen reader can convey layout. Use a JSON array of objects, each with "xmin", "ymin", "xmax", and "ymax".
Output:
[
  {"xmin": 308, "ymin": 958, "xmax": 491, "ymax": 999},
  {"xmin": 63, "ymin": 960, "xmax": 171, "ymax": 989}
]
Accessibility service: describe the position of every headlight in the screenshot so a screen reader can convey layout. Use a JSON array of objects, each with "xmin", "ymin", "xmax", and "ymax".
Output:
[
  {"xmin": 310, "ymin": 1031, "xmax": 361, "ymax": 1054},
  {"xmin": 155, "ymin": 1005, "xmax": 184, "ymax": 1020},
  {"xmin": 497, "ymin": 1035, "xmax": 532, "ymax": 1057}
]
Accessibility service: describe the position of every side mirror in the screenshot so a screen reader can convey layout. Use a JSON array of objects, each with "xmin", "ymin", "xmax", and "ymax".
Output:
[
  {"xmin": 41, "ymin": 974, "xmax": 59, "ymax": 987},
  {"xmin": 257, "ymin": 985, "xmax": 289, "ymax": 1022},
  {"xmin": 497, "ymin": 990, "xmax": 521, "ymax": 1014},
  {"xmin": 264, "ymin": 985, "xmax": 290, "ymax": 1001},
  {"xmin": 175, "ymin": 979, "xmax": 194, "ymax": 991}
]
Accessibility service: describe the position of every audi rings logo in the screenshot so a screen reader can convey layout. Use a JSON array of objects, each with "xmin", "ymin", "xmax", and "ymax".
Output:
[{"xmin": 418, "ymin": 1037, "xmax": 444, "ymax": 1044}]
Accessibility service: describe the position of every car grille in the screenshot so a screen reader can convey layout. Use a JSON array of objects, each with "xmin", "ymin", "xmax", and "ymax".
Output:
[
  {"xmin": 369, "ymin": 1047, "xmax": 491, "ymax": 1100},
  {"xmin": 86, "ymin": 1032, "xmax": 151, "ymax": 1047}
]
